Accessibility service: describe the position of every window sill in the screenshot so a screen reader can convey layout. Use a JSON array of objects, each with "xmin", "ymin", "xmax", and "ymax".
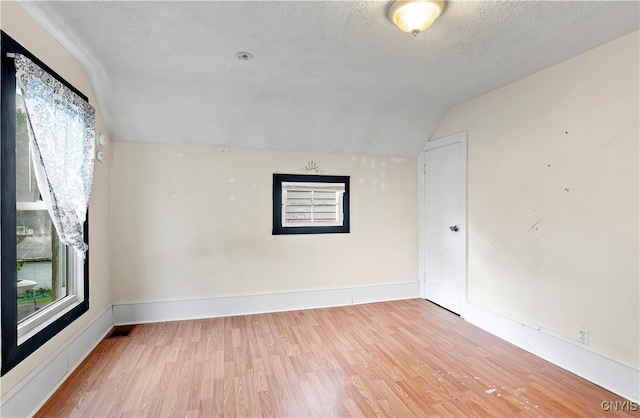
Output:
[{"xmin": 18, "ymin": 295, "xmax": 81, "ymax": 345}]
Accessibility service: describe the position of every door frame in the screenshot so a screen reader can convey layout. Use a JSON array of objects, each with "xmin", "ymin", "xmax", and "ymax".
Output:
[{"xmin": 418, "ymin": 131, "xmax": 468, "ymax": 317}]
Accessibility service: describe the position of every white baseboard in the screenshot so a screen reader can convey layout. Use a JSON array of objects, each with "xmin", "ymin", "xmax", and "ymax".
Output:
[
  {"xmin": 113, "ymin": 281, "xmax": 420, "ymax": 325},
  {"xmin": 463, "ymin": 301, "xmax": 640, "ymax": 403},
  {"xmin": 0, "ymin": 306, "xmax": 113, "ymax": 418}
]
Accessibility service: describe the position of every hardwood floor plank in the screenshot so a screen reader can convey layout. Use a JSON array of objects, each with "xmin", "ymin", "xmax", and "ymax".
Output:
[{"xmin": 35, "ymin": 299, "xmax": 637, "ymax": 417}]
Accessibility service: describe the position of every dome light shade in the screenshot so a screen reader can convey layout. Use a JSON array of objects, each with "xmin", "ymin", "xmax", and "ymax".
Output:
[{"xmin": 388, "ymin": 0, "xmax": 445, "ymax": 36}]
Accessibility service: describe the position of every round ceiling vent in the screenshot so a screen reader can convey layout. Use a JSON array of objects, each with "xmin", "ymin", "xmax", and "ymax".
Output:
[{"xmin": 235, "ymin": 51, "xmax": 254, "ymax": 60}]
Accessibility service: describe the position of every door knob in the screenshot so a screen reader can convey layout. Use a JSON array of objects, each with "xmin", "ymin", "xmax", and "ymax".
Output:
[{"xmin": 449, "ymin": 225, "xmax": 459, "ymax": 232}]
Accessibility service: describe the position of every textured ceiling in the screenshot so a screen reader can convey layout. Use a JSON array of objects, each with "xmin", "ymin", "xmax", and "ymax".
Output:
[{"xmin": 17, "ymin": 1, "xmax": 640, "ymax": 157}]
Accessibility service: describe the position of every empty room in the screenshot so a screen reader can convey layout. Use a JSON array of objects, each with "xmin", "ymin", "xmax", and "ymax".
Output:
[{"xmin": 1, "ymin": 0, "xmax": 638, "ymax": 416}]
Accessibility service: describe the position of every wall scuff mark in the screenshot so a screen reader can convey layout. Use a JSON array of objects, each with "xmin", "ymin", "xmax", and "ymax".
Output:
[
  {"xmin": 528, "ymin": 218, "xmax": 542, "ymax": 232},
  {"xmin": 301, "ymin": 160, "xmax": 323, "ymax": 174}
]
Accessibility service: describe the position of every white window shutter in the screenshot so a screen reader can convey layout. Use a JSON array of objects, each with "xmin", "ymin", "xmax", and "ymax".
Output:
[{"xmin": 281, "ymin": 182, "xmax": 345, "ymax": 227}]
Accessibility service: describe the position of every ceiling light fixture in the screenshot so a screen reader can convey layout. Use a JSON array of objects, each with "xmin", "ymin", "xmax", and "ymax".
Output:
[
  {"xmin": 235, "ymin": 51, "xmax": 254, "ymax": 60},
  {"xmin": 388, "ymin": 0, "xmax": 444, "ymax": 36}
]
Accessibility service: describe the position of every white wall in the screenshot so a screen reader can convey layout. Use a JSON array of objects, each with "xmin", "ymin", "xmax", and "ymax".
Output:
[
  {"xmin": 433, "ymin": 31, "xmax": 639, "ymax": 364},
  {"xmin": 110, "ymin": 143, "xmax": 418, "ymax": 302},
  {"xmin": 0, "ymin": 0, "xmax": 112, "ymax": 396}
]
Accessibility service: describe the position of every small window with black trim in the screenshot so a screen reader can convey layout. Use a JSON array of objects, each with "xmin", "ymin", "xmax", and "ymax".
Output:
[{"xmin": 273, "ymin": 174, "xmax": 350, "ymax": 235}]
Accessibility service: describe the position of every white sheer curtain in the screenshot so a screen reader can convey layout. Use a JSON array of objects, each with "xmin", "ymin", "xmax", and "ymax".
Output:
[{"xmin": 14, "ymin": 54, "xmax": 96, "ymax": 257}]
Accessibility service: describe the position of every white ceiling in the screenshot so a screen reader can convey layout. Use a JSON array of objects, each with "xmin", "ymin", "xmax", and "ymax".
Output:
[{"xmin": 17, "ymin": 1, "xmax": 640, "ymax": 157}]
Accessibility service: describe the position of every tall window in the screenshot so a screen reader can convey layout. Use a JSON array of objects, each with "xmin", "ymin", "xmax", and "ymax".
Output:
[{"xmin": 1, "ymin": 32, "xmax": 92, "ymax": 375}]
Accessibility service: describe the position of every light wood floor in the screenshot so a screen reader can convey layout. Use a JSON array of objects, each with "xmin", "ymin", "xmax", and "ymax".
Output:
[{"xmin": 36, "ymin": 299, "xmax": 635, "ymax": 417}]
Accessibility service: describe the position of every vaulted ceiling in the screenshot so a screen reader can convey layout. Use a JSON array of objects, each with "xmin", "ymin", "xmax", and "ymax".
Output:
[{"xmin": 18, "ymin": 1, "xmax": 640, "ymax": 156}]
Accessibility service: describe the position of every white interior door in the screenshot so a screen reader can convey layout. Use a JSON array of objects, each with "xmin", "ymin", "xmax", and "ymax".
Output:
[{"xmin": 423, "ymin": 132, "xmax": 466, "ymax": 314}]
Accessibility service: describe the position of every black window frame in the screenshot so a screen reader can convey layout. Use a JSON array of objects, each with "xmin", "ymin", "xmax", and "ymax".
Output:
[
  {"xmin": 1, "ymin": 31, "xmax": 90, "ymax": 376},
  {"xmin": 272, "ymin": 173, "xmax": 350, "ymax": 235}
]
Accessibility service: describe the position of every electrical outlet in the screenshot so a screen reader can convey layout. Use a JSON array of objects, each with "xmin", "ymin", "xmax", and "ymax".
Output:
[{"xmin": 578, "ymin": 328, "xmax": 589, "ymax": 345}]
